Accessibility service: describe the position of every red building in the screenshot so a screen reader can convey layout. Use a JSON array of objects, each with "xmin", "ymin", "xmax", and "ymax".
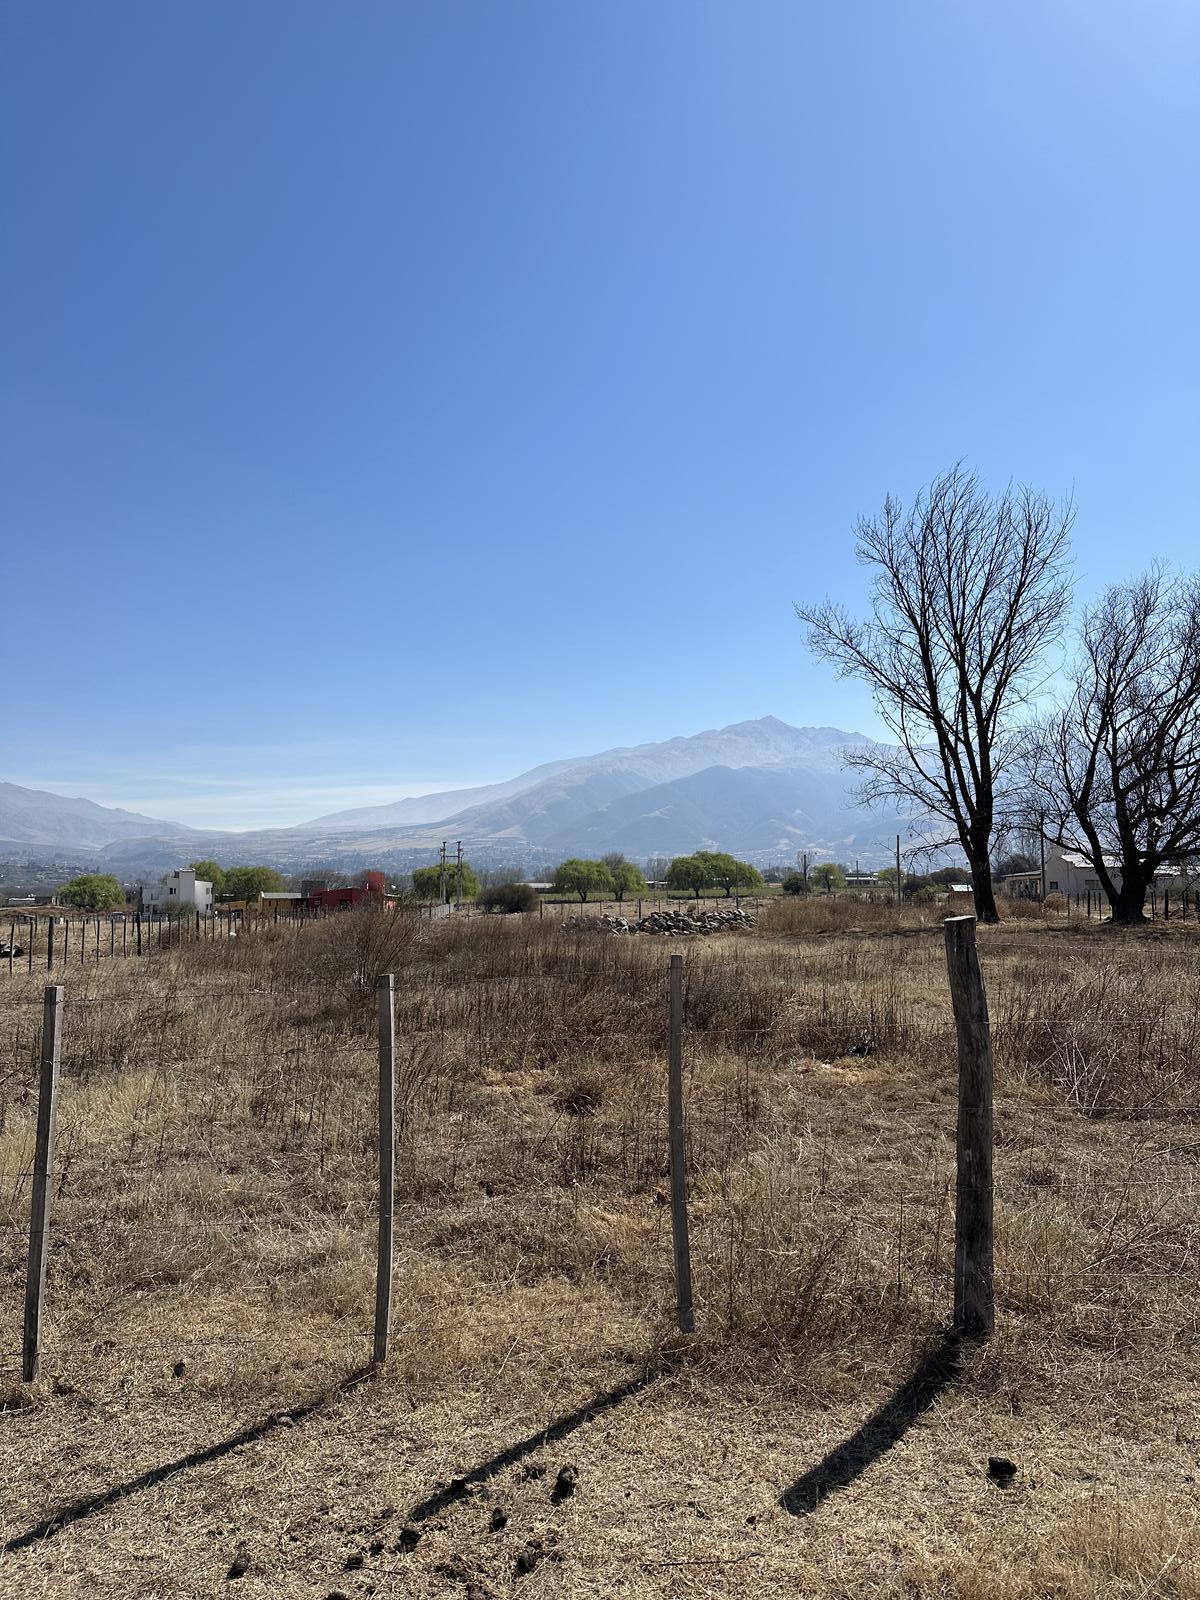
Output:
[{"xmin": 306, "ymin": 871, "xmax": 392, "ymax": 914}]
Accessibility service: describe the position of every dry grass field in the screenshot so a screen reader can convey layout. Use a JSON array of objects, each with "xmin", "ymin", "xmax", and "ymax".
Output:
[{"xmin": 2, "ymin": 902, "xmax": 1198, "ymax": 1598}]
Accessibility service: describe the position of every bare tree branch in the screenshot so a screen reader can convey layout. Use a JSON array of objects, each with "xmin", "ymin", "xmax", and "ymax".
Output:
[
  {"xmin": 1023, "ymin": 568, "xmax": 1200, "ymax": 923},
  {"xmin": 797, "ymin": 464, "xmax": 1073, "ymax": 922}
]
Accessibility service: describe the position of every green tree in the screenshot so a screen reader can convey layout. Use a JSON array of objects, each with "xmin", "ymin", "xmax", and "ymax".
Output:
[
  {"xmin": 666, "ymin": 855, "xmax": 713, "ymax": 898},
  {"xmin": 553, "ymin": 858, "xmax": 615, "ymax": 902},
  {"xmin": 188, "ymin": 859, "xmax": 226, "ymax": 896},
  {"xmin": 478, "ymin": 881, "xmax": 538, "ymax": 913},
  {"xmin": 810, "ymin": 862, "xmax": 846, "ymax": 896},
  {"xmin": 59, "ymin": 873, "xmax": 125, "ymax": 911},
  {"xmin": 694, "ymin": 851, "xmax": 764, "ymax": 897},
  {"xmin": 782, "ymin": 871, "xmax": 809, "ymax": 896},
  {"xmin": 608, "ymin": 861, "xmax": 647, "ymax": 901},
  {"xmin": 411, "ymin": 862, "xmax": 480, "ymax": 902},
  {"xmin": 222, "ymin": 866, "xmax": 286, "ymax": 902}
]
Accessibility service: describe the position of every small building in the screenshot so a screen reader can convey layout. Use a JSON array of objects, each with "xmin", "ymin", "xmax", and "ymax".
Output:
[
  {"xmin": 999, "ymin": 870, "xmax": 1043, "ymax": 900},
  {"xmin": 843, "ymin": 873, "xmax": 880, "ymax": 893},
  {"xmin": 140, "ymin": 869, "xmax": 213, "ymax": 915},
  {"xmin": 1042, "ymin": 847, "xmax": 1191, "ymax": 900},
  {"xmin": 306, "ymin": 870, "xmax": 391, "ymax": 914},
  {"xmin": 259, "ymin": 891, "xmax": 307, "ymax": 917}
]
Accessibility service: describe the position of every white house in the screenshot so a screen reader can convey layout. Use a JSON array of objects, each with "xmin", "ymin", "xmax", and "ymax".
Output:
[
  {"xmin": 140, "ymin": 868, "xmax": 213, "ymax": 914},
  {"xmin": 1042, "ymin": 846, "xmax": 1190, "ymax": 900}
]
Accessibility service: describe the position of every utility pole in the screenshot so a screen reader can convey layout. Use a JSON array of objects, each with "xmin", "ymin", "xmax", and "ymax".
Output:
[
  {"xmin": 896, "ymin": 835, "xmax": 902, "ymax": 907},
  {"xmin": 799, "ymin": 850, "xmax": 809, "ymax": 890},
  {"xmin": 1039, "ymin": 821, "xmax": 1047, "ymax": 904},
  {"xmin": 455, "ymin": 840, "xmax": 463, "ymax": 910}
]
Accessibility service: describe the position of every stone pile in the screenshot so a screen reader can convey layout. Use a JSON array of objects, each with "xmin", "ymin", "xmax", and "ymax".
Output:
[{"xmin": 564, "ymin": 906, "xmax": 756, "ymax": 937}]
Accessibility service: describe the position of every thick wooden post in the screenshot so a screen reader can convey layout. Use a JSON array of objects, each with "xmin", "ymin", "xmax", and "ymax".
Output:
[
  {"xmin": 373, "ymin": 973, "xmax": 396, "ymax": 1366},
  {"xmin": 667, "ymin": 953, "xmax": 694, "ymax": 1333},
  {"xmin": 23, "ymin": 986, "xmax": 63, "ymax": 1381},
  {"xmin": 944, "ymin": 916, "xmax": 995, "ymax": 1337}
]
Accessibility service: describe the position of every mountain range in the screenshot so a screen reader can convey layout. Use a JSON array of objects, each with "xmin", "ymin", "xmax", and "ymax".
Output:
[{"xmin": 1, "ymin": 718, "xmax": 911, "ymax": 875}]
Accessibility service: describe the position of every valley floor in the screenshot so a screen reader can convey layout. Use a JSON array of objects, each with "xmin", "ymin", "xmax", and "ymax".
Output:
[{"xmin": 2, "ymin": 906, "xmax": 1197, "ymax": 1598}]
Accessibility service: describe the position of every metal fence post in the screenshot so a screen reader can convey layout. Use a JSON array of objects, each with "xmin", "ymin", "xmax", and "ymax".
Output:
[
  {"xmin": 23, "ymin": 986, "xmax": 63, "ymax": 1381},
  {"xmin": 374, "ymin": 973, "xmax": 396, "ymax": 1366},
  {"xmin": 667, "ymin": 953, "xmax": 694, "ymax": 1333}
]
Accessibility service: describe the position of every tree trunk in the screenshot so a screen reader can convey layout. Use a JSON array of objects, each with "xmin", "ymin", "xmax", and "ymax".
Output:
[
  {"xmin": 1109, "ymin": 874, "xmax": 1149, "ymax": 925},
  {"xmin": 970, "ymin": 859, "xmax": 1000, "ymax": 924}
]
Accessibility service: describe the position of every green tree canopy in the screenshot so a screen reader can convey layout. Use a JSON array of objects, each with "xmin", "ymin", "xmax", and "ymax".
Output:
[
  {"xmin": 608, "ymin": 861, "xmax": 647, "ymax": 901},
  {"xmin": 411, "ymin": 862, "xmax": 480, "ymax": 902},
  {"xmin": 694, "ymin": 851, "xmax": 764, "ymax": 897},
  {"xmin": 552, "ymin": 858, "xmax": 615, "ymax": 902},
  {"xmin": 666, "ymin": 855, "xmax": 713, "ymax": 898},
  {"xmin": 222, "ymin": 866, "xmax": 286, "ymax": 902},
  {"xmin": 59, "ymin": 873, "xmax": 125, "ymax": 911},
  {"xmin": 782, "ymin": 871, "xmax": 809, "ymax": 896},
  {"xmin": 188, "ymin": 859, "xmax": 226, "ymax": 896},
  {"xmin": 810, "ymin": 862, "xmax": 846, "ymax": 895}
]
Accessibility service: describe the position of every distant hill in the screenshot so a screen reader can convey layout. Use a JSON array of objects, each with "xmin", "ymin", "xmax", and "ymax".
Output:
[
  {"xmin": 3, "ymin": 717, "xmax": 913, "ymax": 872},
  {"xmin": 0, "ymin": 781, "xmax": 196, "ymax": 851},
  {"xmin": 554, "ymin": 760, "xmax": 908, "ymax": 857}
]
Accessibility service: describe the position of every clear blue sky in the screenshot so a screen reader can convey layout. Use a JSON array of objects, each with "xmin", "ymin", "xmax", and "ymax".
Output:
[{"xmin": 4, "ymin": 1, "xmax": 1197, "ymax": 828}]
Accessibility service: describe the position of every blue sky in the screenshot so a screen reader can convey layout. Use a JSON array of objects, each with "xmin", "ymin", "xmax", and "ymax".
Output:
[{"xmin": 4, "ymin": 1, "xmax": 1197, "ymax": 829}]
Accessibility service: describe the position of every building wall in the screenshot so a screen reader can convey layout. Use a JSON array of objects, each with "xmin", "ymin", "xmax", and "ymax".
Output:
[{"xmin": 142, "ymin": 870, "xmax": 213, "ymax": 913}]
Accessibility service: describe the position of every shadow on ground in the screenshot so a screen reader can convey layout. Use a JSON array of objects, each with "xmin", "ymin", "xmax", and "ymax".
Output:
[
  {"xmin": 402, "ymin": 1372, "xmax": 655, "ymax": 1527},
  {"xmin": 2, "ymin": 1366, "xmax": 373, "ymax": 1554},
  {"xmin": 779, "ymin": 1331, "xmax": 964, "ymax": 1516}
]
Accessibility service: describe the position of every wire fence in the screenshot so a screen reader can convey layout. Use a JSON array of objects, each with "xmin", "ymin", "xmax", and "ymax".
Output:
[{"xmin": 2, "ymin": 911, "xmax": 1197, "ymax": 1391}]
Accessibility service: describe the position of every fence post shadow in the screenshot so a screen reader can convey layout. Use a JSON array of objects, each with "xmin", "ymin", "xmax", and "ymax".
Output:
[
  {"xmin": 778, "ymin": 1330, "xmax": 964, "ymax": 1517},
  {"xmin": 2, "ymin": 1364, "xmax": 374, "ymax": 1555},
  {"xmin": 400, "ymin": 1372, "xmax": 654, "ymax": 1528}
]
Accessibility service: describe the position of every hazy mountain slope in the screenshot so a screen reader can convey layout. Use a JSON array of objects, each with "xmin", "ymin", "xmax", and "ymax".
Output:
[
  {"xmin": 295, "ymin": 760, "xmax": 582, "ymax": 832},
  {"xmin": 5, "ymin": 718, "xmax": 901, "ymax": 870},
  {"xmin": 291, "ymin": 717, "xmax": 858, "ymax": 834},
  {"xmin": 394, "ymin": 719, "xmax": 865, "ymax": 846},
  {"xmin": 554, "ymin": 761, "xmax": 908, "ymax": 858},
  {"xmin": 0, "ymin": 782, "xmax": 195, "ymax": 850}
]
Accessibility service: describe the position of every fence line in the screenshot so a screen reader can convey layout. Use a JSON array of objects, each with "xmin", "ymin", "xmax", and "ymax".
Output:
[{"xmin": 4, "ymin": 923, "xmax": 1016, "ymax": 1387}]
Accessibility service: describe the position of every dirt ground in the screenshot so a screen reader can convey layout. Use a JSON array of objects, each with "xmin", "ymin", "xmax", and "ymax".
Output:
[{"xmin": 2, "ymin": 908, "xmax": 1197, "ymax": 1598}]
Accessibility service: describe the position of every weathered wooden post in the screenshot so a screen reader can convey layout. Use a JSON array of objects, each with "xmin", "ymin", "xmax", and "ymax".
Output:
[
  {"xmin": 46, "ymin": 918, "xmax": 54, "ymax": 971},
  {"xmin": 374, "ymin": 973, "xmax": 396, "ymax": 1366},
  {"xmin": 23, "ymin": 986, "xmax": 63, "ymax": 1381},
  {"xmin": 944, "ymin": 916, "xmax": 995, "ymax": 1337},
  {"xmin": 667, "ymin": 953, "xmax": 694, "ymax": 1333}
]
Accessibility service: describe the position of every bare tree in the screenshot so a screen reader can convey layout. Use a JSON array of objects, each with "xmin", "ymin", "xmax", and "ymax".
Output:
[
  {"xmin": 1027, "ymin": 569, "xmax": 1200, "ymax": 924},
  {"xmin": 797, "ymin": 465, "xmax": 1073, "ymax": 922}
]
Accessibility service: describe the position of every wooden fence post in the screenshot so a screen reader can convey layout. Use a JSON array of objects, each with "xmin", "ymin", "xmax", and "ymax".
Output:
[
  {"xmin": 46, "ymin": 918, "xmax": 54, "ymax": 971},
  {"xmin": 23, "ymin": 986, "xmax": 63, "ymax": 1382},
  {"xmin": 944, "ymin": 916, "xmax": 995, "ymax": 1337},
  {"xmin": 667, "ymin": 952, "xmax": 694, "ymax": 1334},
  {"xmin": 374, "ymin": 973, "xmax": 396, "ymax": 1366}
]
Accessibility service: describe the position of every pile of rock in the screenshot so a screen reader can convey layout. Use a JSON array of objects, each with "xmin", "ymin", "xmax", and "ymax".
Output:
[{"xmin": 564, "ymin": 906, "xmax": 755, "ymax": 937}]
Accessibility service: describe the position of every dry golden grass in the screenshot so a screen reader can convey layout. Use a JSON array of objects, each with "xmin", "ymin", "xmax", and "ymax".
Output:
[{"xmin": 1, "ymin": 908, "xmax": 1197, "ymax": 1598}]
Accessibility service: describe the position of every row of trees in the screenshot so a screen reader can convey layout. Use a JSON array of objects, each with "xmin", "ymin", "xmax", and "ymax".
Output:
[
  {"xmin": 188, "ymin": 861, "xmax": 287, "ymax": 902},
  {"xmin": 550, "ymin": 851, "xmax": 764, "ymax": 902},
  {"xmin": 799, "ymin": 464, "xmax": 1199, "ymax": 924}
]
